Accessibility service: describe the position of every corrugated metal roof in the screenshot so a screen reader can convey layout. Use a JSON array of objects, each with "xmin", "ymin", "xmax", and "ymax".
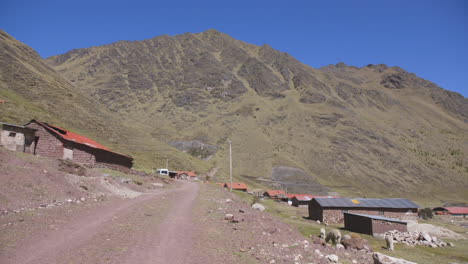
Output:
[
  {"xmin": 434, "ymin": 207, "xmax": 468, "ymax": 215},
  {"xmin": 25, "ymin": 120, "xmax": 132, "ymax": 159},
  {"xmin": 344, "ymin": 212, "xmax": 408, "ymax": 224},
  {"xmin": 224, "ymin": 182, "xmax": 248, "ymax": 190},
  {"xmin": 0, "ymin": 122, "xmax": 37, "ymax": 130},
  {"xmin": 314, "ymin": 197, "xmax": 420, "ymax": 209},
  {"xmin": 265, "ymin": 190, "xmax": 286, "ymax": 197}
]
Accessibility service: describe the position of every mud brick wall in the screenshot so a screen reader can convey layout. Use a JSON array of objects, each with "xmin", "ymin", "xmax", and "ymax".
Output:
[
  {"xmin": 322, "ymin": 209, "xmax": 417, "ymax": 224},
  {"xmin": 64, "ymin": 141, "xmax": 96, "ymax": 164},
  {"xmin": 372, "ymin": 219, "xmax": 407, "ymax": 234},
  {"xmin": 26, "ymin": 122, "xmax": 64, "ymax": 158}
]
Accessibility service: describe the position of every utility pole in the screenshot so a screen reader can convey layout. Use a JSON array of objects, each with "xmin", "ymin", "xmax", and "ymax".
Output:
[{"xmin": 228, "ymin": 139, "xmax": 232, "ymax": 192}]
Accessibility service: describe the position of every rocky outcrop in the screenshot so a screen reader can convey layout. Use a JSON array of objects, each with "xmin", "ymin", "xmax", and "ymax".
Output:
[{"xmin": 372, "ymin": 252, "xmax": 417, "ymax": 264}]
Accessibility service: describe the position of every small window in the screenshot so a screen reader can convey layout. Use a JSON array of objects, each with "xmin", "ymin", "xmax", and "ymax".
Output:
[
  {"xmin": 379, "ymin": 211, "xmax": 384, "ymax": 215},
  {"xmin": 8, "ymin": 132, "xmax": 16, "ymax": 137},
  {"xmin": 342, "ymin": 209, "xmax": 348, "ymax": 213}
]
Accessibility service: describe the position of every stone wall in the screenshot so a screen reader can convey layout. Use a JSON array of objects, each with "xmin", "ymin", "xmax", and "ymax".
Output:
[
  {"xmin": 372, "ymin": 219, "xmax": 407, "ymax": 234},
  {"xmin": 26, "ymin": 122, "xmax": 64, "ymax": 158},
  {"xmin": 321, "ymin": 208, "xmax": 417, "ymax": 224}
]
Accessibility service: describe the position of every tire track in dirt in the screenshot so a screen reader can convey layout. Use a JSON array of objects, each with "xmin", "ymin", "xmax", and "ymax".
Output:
[
  {"xmin": 124, "ymin": 181, "xmax": 199, "ymax": 264},
  {"xmin": 0, "ymin": 187, "xmax": 176, "ymax": 264}
]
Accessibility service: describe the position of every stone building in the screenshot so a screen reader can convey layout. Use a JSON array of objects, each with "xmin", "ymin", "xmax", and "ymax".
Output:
[
  {"xmin": 0, "ymin": 122, "xmax": 37, "ymax": 153},
  {"xmin": 344, "ymin": 212, "xmax": 408, "ymax": 235},
  {"xmin": 309, "ymin": 197, "xmax": 419, "ymax": 224},
  {"xmin": 24, "ymin": 120, "xmax": 133, "ymax": 170}
]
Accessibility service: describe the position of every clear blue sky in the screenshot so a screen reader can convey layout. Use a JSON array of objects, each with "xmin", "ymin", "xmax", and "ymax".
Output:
[{"xmin": 1, "ymin": 0, "xmax": 467, "ymax": 97}]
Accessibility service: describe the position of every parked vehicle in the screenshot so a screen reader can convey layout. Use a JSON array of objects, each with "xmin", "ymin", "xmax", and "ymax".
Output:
[{"xmin": 156, "ymin": 168, "xmax": 178, "ymax": 178}]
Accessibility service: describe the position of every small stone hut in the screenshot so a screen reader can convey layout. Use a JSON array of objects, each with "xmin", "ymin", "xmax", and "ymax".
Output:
[
  {"xmin": 309, "ymin": 197, "xmax": 419, "ymax": 224},
  {"xmin": 0, "ymin": 122, "xmax": 37, "ymax": 153},
  {"xmin": 24, "ymin": 120, "xmax": 133, "ymax": 170},
  {"xmin": 291, "ymin": 195, "xmax": 313, "ymax": 207},
  {"xmin": 344, "ymin": 212, "xmax": 408, "ymax": 235}
]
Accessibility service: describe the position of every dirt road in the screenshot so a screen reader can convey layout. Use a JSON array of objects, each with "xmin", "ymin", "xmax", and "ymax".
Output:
[{"xmin": 0, "ymin": 181, "xmax": 199, "ymax": 264}]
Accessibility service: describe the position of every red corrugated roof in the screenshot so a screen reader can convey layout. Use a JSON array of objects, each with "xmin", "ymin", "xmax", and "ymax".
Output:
[
  {"xmin": 27, "ymin": 120, "xmax": 132, "ymax": 159},
  {"xmin": 224, "ymin": 182, "xmax": 248, "ymax": 190},
  {"xmin": 440, "ymin": 207, "xmax": 468, "ymax": 215},
  {"xmin": 265, "ymin": 190, "xmax": 286, "ymax": 196},
  {"xmin": 177, "ymin": 171, "xmax": 197, "ymax": 177}
]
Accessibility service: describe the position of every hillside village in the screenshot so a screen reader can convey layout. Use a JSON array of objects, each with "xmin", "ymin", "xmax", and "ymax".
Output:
[
  {"xmin": 1, "ymin": 119, "xmax": 467, "ymax": 263},
  {"xmin": 0, "ymin": 8, "xmax": 468, "ymax": 261}
]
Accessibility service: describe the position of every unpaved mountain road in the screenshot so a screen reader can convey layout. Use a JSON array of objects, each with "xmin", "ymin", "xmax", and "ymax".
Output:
[
  {"xmin": 1, "ymin": 180, "xmax": 373, "ymax": 264},
  {"xmin": 0, "ymin": 181, "xmax": 200, "ymax": 264}
]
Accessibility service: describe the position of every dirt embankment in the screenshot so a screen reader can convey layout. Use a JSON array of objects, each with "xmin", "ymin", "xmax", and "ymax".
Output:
[{"xmin": 1, "ymin": 148, "xmax": 374, "ymax": 263}]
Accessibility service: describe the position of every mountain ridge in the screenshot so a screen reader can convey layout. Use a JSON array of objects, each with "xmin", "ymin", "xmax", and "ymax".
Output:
[{"xmin": 2, "ymin": 29, "xmax": 467, "ymax": 203}]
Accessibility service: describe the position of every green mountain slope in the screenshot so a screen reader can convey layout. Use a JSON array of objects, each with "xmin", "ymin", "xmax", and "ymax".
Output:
[
  {"xmin": 0, "ymin": 30, "xmax": 210, "ymax": 172},
  {"xmin": 4, "ymin": 29, "xmax": 467, "ymax": 203}
]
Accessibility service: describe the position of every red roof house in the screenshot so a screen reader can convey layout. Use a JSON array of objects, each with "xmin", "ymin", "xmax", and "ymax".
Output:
[
  {"xmin": 24, "ymin": 120, "xmax": 133, "ymax": 170},
  {"xmin": 264, "ymin": 190, "xmax": 286, "ymax": 198},
  {"xmin": 224, "ymin": 182, "xmax": 248, "ymax": 191},
  {"xmin": 433, "ymin": 207, "xmax": 468, "ymax": 216}
]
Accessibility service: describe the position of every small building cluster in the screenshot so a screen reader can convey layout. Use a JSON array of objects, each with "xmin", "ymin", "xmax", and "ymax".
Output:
[
  {"xmin": 1, "ymin": 119, "xmax": 133, "ymax": 171},
  {"xmin": 213, "ymin": 183, "xmax": 424, "ymax": 236}
]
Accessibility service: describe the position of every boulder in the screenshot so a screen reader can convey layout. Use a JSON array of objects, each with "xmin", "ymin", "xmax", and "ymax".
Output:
[
  {"xmin": 326, "ymin": 254, "xmax": 339, "ymax": 263},
  {"xmin": 252, "ymin": 203, "xmax": 265, "ymax": 211},
  {"xmin": 224, "ymin": 214, "xmax": 234, "ymax": 221},
  {"xmin": 312, "ymin": 237, "xmax": 326, "ymax": 245},
  {"xmin": 372, "ymin": 252, "xmax": 417, "ymax": 264},
  {"xmin": 343, "ymin": 234, "xmax": 352, "ymax": 241},
  {"xmin": 420, "ymin": 232, "xmax": 432, "ymax": 242},
  {"xmin": 342, "ymin": 237, "xmax": 369, "ymax": 250}
]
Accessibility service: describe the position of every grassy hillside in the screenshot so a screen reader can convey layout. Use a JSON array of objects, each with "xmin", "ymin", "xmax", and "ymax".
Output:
[
  {"xmin": 0, "ymin": 30, "xmax": 211, "ymax": 174},
  {"xmin": 2, "ymin": 29, "xmax": 467, "ymax": 204}
]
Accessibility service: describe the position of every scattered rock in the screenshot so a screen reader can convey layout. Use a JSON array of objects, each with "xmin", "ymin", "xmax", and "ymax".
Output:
[
  {"xmin": 336, "ymin": 244, "xmax": 344, "ymax": 250},
  {"xmin": 383, "ymin": 230, "xmax": 449, "ymax": 248},
  {"xmin": 225, "ymin": 214, "xmax": 234, "ymax": 221},
  {"xmin": 372, "ymin": 252, "xmax": 417, "ymax": 264},
  {"xmin": 420, "ymin": 232, "xmax": 432, "ymax": 243},
  {"xmin": 343, "ymin": 234, "xmax": 351, "ymax": 241},
  {"xmin": 342, "ymin": 237, "xmax": 369, "ymax": 250},
  {"xmin": 252, "ymin": 203, "xmax": 265, "ymax": 211},
  {"xmin": 326, "ymin": 254, "xmax": 339, "ymax": 263}
]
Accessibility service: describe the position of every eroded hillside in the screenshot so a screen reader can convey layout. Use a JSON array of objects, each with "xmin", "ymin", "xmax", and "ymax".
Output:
[{"xmin": 2, "ymin": 29, "xmax": 467, "ymax": 202}]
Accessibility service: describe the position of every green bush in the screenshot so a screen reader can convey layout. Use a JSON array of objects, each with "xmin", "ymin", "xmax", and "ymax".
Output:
[{"xmin": 418, "ymin": 207, "xmax": 433, "ymax": 220}]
